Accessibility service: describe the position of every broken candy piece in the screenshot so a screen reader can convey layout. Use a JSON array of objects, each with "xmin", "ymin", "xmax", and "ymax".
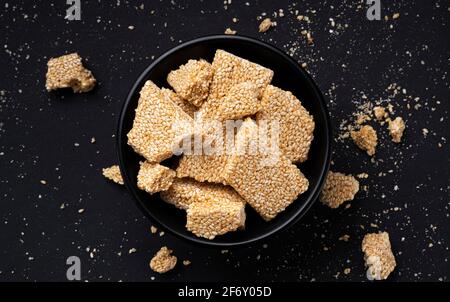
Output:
[
  {"xmin": 256, "ymin": 85, "xmax": 315, "ymax": 163},
  {"xmin": 186, "ymin": 199, "xmax": 246, "ymax": 240},
  {"xmin": 137, "ymin": 161, "xmax": 176, "ymax": 194},
  {"xmin": 149, "ymin": 246, "xmax": 177, "ymax": 273},
  {"xmin": 388, "ymin": 117, "xmax": 405, "ymax": 143},
  {"xmin": 351, "ymin": 125, "xmax": 378, "ymax": 156},
  {"xmin": 208, "ymin": 49, "xmax": 273, "ymax": 101},
  {"xmin": 46, "ymin": 53, "xmax": 96, "ymax": 93},
  {"xmin": 102, "ymin": 165, "xmax": 124, "ymax": 185},
  {"xmin": 362, "ymin": 232, "xmax": 396, "ymax": 280},
  {"xmin": 167, "ymin": 59, "xmax": 213, "ymax": 107},
  {"xmin": 160, "ymin": 178, "xmax": 244, "ymax": 210},
  {"xmin": 127, "ymin": 80, "xmax": 194, "ymax": 163},
  {"xmin": 320, "ymin": 171, "xmax": 359, "ymax": 208},
  {"xmin": 222, "ymin": 119, "xmax": 309, "ymax": 221}
]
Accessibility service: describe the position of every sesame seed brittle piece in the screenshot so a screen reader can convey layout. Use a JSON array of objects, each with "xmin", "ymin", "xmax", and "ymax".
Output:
[
  {"xmin": 362, "ymin": 232, "xmax": 396, "ymax": 280},
  {"xmin": 137, "ymin": 161, "xmax": 176, "ymax": 194},
  {"xmin": 222, "ymin": 119, "xmax": 309, "ymax": 221},
  {"xmin": 320, "ymin": 171, "xmax": 359, "ymax": 209},
  {"xmin": 208, "ymin": 50, "xmax": 274, "ymax": 101},
  {"xmin": 167, "ymin": 59, "xmax": 213, "ymax": 107},
  {"xmin": 46, "ymin": 53, "xmax": 96, "ymax": 93},
  {"xmin": 102, "ymin": 165, "xmax": 124, "ymax": 185},
  {"xmin": 149, "ymin": 246, "xmax": 177, "ymax": 274},
  {"xmin": 351, "ymin": 125, "xmax": 378, "ymax": 156},
  {"xmin": 127, "ymin": 80, "xmax": 194, "ymax": 163},
  {"xmin": 256, "ymin": 85, "xmax": 315, "ymax": 163},
  {"xmin": 160, "ymin": 178, "xmax": 244, "ymax": 210}
]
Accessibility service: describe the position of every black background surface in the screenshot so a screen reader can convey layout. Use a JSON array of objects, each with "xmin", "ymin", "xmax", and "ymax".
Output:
[{"xmin": 0, "ymin": 0, "xmax": 448, "ymax": 282}]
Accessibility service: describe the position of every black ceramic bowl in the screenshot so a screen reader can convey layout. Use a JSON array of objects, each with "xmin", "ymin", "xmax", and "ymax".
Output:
[{"xmin": 117, "ymin": 35, "xmax": 331, "ymax": 247}]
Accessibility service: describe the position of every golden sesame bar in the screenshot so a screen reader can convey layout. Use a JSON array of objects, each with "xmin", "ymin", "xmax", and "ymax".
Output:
[
  {"xmin": 186, "ymin": 199, "xmax": 246, "ymax": 240},
  {"xmin": 176, "ymin": 123, "xmax": 231, "ymax": 184},
  {"xmin": 388, "ymin": 117, "xmax": 405, "ymax": 143},
  {"xmin": 208, "ymin": 49, "xmax": 274, "ymax": 101},
  {"xmin": 102, "ymin": 165, "xmax": 124, "ymax": 185},
  {"xmin": 351, "ymin": 125, "xmax": 378, "ymax": 156},
  {"xmin": 199, "ymin": 82, "xmax": 260, "ymax": 121},
  {"xmin": 149, "ymin": 246, "xmax": 177, "ymax": 274},
  {"xmin": 137, "ymin": 161, "xmax": 176, "ymax": 194},
  {"xmin": 320, "ymin": 171, "xmax": 359, "ymax": 209},
  {"xmin": 256, "ymin": 85, "xmax": 315, "ymax": 163},
  {"xmin": 222, "ymin": 119, "xmax": 309, "ymax": 221},
  {"xmin": 45, "ymin": 53, "xmax": 96, "ymax": 93},
  {"xmin": 127, "ymin": 80, "xmax": 194, "ymax": 163},
  {"xmin": 362, "ymin": 232, "xmax": 396, "ymax": 280},
  {"xmin": 160, "ymin": 178, "xmax": 244, "ymax": 210},
  {"xmin": 167, "ymin": 59, "xmax": 213, "ymax": 107},
  {"xmin": 161, "ymin": 88, "xmax": 197, "ymax": 118}
]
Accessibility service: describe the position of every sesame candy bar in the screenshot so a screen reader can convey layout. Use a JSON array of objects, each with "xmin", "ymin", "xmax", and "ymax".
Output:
[
  {"xmin": 222, "ymin": 119, "xmax": 309, "ymax": 221},
  {"xmin": 102, "ymin": 165, "xmax": 124, "ymax": 185},
  {"xmin": 137, "ymin": 161, "xmax": 176, "ymax": 194},
  {"xmin": 186, "ymin": 199, "xmax": 246, "ymax": 240},
  {"xmin": 160, "ymin": 178, "xmax": 244, "ymax": 210},
  {"xmin": 161, "ymin": 88, "xmax": 197, "ymax": 118},
  {"xmin": 127, "ymin": 80, "xmax": 194, "ymax": 163},
  {"xmin": 351, "ymin": 125, "xmax": 378, "ymax": 156},
  {"xmin": 208, "ymin": 49, "xmax": 273, "ymax": 101},
  {"xmin": 167, "ymin": 59, "xmax": 213, "ymax": 107},
  {"xmin": 362, "ymin": 232, "xmax": 396, "ymax": 280},
  {"xmin": 45, "ymin": 53, "xmax": 96, "ymax": 93},
  {"xmin": 149, "ymin": 246, "xmax": 177, "ymax": 273},
  {"xmin": 199, "ymin": 82, "xmax": 260, "ymax": 121},
  {"xmin": 320, "ymin": 171, "xmax": 360, "ymax": 208},
  {"xmin": 256, "ymin": 85, "xmax": 315, "ymax": 163}
]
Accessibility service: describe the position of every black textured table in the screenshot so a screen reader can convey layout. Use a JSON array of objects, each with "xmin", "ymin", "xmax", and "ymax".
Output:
[{"xmin": 0, "ymin": 1, "xmax": 448, "ymax": 282}]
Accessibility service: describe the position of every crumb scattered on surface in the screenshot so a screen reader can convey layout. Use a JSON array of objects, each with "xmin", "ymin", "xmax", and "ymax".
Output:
[
  {"xmin": 224, "ymin": 27, "xmax": 236, "ymax": 35},
  {"xmin": 102, "ymin": 165, "xmax": 124, "ymax": 185},
  {"xmin": 320, "ymin": 171, "xmax": 360, "ymax": 209},
  {"xmin": 149, "ymin": 246, "xmax": 177, "ymax": 274},
  {"xmin": 150, "ymin": 226, "xmax": 157, "ymax": 234},
  {"xmin": 259, "ymin": 18, "xmax": 273, "ymax": 32}
]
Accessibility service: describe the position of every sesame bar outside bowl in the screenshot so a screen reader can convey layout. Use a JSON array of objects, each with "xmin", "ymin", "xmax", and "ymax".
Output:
[{"xmin": 117, "ymin": 35, "xmax": 331, "ymax": 247}]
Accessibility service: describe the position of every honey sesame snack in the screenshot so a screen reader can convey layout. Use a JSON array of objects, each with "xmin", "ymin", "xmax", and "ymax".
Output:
[
  {"xmin": 137, "ymin": 162, "xmax": 176, "ymax": 194},
  {"xmin": 149, "ymin": 246, "xmax": 177, "ymax": 273},
  {"xmin": 46, "ymin": 53, "xmax": 96, "ymax": 93},
  {"xmin": 362, "ymin": 232, "xmax": 396, "ymax": 280},
  {"xmin": 102, "ymin": 165, "xmax": 124, "ymax": 185}
]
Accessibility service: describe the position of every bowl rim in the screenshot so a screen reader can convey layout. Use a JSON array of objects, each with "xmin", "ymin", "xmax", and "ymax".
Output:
[{"xmin": 117, "ymin": 34, "xmax": 332, "ymax": 247}]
